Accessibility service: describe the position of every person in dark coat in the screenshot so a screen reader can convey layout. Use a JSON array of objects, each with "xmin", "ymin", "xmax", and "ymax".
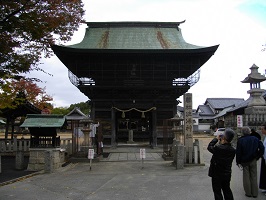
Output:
[
  {"xmin": 236, "ymin": 126, "xmax": 264, "ymax": 198},
  {"xmin": 208, "ymin": 128, "xmax": 236, "ymax": 200},
  {"xmin": 251, "ymin": 128, "xmax": 261, "ymax": 140}
]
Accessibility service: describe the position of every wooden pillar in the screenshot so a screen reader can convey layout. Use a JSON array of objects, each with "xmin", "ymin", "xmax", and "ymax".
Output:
[
  {"xmin": 11, "ymin": 119, "xmax": 15, "ymax": 140},
  {"xmin": 111, "ymin": 108, "xmax": 116, "ymax": 147},
  {"xmin": 152, "ymin": 108, "xmax": 157, "ymax": 148}
]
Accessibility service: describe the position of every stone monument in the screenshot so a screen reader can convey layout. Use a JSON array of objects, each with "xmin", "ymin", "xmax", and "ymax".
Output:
[{"xmin": 184, "ymin": 93, "xmax": 193, "ymax": 163}]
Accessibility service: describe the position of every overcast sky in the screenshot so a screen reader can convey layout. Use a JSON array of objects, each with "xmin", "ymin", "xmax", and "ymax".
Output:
[{"xmin": 30, "ymin": 0, "xmax": 266, "ymax": 109}]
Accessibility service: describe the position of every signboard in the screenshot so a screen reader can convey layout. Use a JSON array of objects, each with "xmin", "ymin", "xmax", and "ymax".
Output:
[
  {"xmin": 140, "ymin": 148, "xmax": 146, "ymax": 159},
  {"xmin": 88, "ymin": 149, "xmax": 94, "ymax": 159},
  {"xmin": 237, "ymin": 115, "xmax": 243, "ymax": 127}
]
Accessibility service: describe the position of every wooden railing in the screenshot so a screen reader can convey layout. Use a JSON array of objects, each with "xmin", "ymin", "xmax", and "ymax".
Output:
[{"xmin": 0, "ymin": 138, "xmax": 72, "ymax": 155}]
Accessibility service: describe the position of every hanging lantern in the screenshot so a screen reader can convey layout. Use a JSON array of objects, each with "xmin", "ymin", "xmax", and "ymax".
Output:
[
  {"xmin": 141, "ymin": 112, "xmax": 145, "ymax": 118},
  {"xmin": 122, "ymin": 111, "xmax": 125, "ymax": 118}
]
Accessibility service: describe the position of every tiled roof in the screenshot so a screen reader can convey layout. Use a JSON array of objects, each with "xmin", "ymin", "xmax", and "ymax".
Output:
[
  {"xmin": 65, "ymin": 107, "xmax": 89, "ymax": 121},
  {"xmin": 210, "ymin": 106, "xmax": 235, "ymax": 119},
  {"xmin": 197, "ymin": 105, "xmax": 214, "ymax": 116},
  {"xmin": 20, "ymin": 114, "xmax": 66, "ymax": 128},
  {"xmin": 226, "ymin": 97, "xmax": 251, "ymax": 113},
  {"xmin": 205, "ymin": 98, "xmax": 245, "ymax": 109},
  {"xmin": 67, "ymin": 22, "xmax": 205, "ymax": 50}
]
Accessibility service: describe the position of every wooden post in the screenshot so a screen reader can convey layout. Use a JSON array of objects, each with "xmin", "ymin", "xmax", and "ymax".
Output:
[{"xmin": 111, "ymin": 108, "xmax": 116, "ymax": 147}]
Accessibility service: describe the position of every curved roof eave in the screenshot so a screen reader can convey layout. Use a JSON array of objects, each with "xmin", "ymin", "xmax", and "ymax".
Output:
[{"xmin": 52, "ymin": 44, "xmax": 219, "ymax": 55}]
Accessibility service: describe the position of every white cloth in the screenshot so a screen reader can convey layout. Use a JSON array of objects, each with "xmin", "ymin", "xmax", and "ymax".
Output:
[
  {"xmin": 78, "ymin": 128, "xmax": 84, "ymax": 138},
  {"xmin": 89, "ymin": 122, "xmax": 99, "ymax": 137}
]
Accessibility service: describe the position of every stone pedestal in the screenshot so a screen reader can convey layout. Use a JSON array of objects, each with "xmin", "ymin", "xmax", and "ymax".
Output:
[
  {"xmin": 247, "ymin": 88, "xmax": 266, "ymax": 107},
  {"xmin": 44, "ymin": 150, "xmax": 54, "ymax": 173},
  {"xmin": 80, "ymin": 127, "xmax": 92, "ymax": 156},
  {"xmin": 194, "ymin": 139, "xmax": 204, "ymax": 164},
  {"xmin": 127, "ymin": 130, "xmax": 134, "ymax": 144},
  {"xmin": 245, "ymin": 106, "xmax": 266, "ymax": 114},
  {"xmin": 173, "ymin": 140, "xmax": 185, "ymax": 169},
  {"xmin": 27, "ymin": 148, "xmax": 65, "ymax": 171},
  {"xmin": 16, "ymin": 151, "xmax": 25, "ymax": 170}
]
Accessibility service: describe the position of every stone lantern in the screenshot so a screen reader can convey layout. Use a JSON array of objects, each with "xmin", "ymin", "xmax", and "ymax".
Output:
[
  {"xmin": 170, "ymin": 111, "xmax": 185, "ymax": 169},
  {"xmin": 79, "ymin": 118, "xmax": 93, "ymax": 157},
  {"xmin": 170, "ymin": 110, "xmax": 184, "ymax": 144},
  {"xmin": 241, "ymin": 64, "xmax": 266, "ymax": 114}
]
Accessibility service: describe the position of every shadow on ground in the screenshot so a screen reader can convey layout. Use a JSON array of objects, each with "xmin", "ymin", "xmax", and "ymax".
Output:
[{"xmin": 0, "ymin": 156, "xmax": 36, "ymax": 184}]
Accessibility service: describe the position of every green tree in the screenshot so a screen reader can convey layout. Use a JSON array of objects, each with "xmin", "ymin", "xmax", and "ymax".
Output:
[
  {"xmin": 0, "ymin": 0, "xmax": 85, "ymax": 81},
  {"xmin": 51, "ymin": 107, "xmax": 69, "ymax": 115},
  {"xmin": 0, "ymin": 79, "xmax": 53, "ymax": 139},
  {"xmin": 0, "ymin": 78, "xmax": 53, "ymax": 110},
  {"xmin": 68, "ymin": 101, "xmax": 90, "ymax": 116}
]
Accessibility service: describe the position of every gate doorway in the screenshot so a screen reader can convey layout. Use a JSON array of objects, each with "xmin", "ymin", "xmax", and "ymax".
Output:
[{"xmin": 116, "ymin": 109, "xmax": 152, "ymax": 145}]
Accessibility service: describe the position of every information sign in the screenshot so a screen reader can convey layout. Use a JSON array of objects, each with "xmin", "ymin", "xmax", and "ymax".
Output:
[
  {"xmin": 140, "ymin": 148, "xmax": 146, "ymax": 159},
  {"xmin": 88, "ymin": 149, "xmax": 94, "ymax": 159}
]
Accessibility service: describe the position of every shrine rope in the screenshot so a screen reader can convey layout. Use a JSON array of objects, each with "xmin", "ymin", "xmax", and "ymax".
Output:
[{"xmin": 111, "ymin": 107, "xmax": 156, "ymax": 118}]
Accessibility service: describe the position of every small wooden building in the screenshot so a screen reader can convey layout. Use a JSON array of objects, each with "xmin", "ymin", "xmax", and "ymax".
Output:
[{"xmin": 20, "ymin": 114, "xmax": 67, "ymax": 171}]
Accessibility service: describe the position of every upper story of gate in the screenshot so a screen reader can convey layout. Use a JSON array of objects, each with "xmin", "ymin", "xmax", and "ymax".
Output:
[{"xmin": 52, "ymin": 21, "xmax": 219, "ymax": 90}]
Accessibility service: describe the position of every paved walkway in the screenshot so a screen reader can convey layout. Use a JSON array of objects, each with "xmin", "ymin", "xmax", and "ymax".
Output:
[
  {"xmin": 0, "ymin": 137, "xmax": 265, "ymax": 200},
  {"xmin": 103, "ymin": 144, "xmax": 164, "ymax": 162}
]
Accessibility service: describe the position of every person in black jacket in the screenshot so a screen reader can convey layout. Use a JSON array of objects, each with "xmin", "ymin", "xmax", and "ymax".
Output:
[
  {"xmin": 236, "ymin": 126, "xmax": 264, "ymax": 198},
  {"xmin": 208, "ymin": 128, "xmax": 236, "ymax": 200}
]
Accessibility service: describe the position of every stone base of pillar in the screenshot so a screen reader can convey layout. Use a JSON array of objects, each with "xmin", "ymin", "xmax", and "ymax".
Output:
[
  {"xmin": 127, "ymin": 130, "xmax": 134, "ymax": 144},
  {"xmin": 245, "ymin": 106, "xmax": 266, "ymax": 114},
  {"xmin": 172, "ymin": 140, "xmax": 185, "ymax": 169},
  {"xmin": 27, "ymin": 148, "xmax": 65, "ymax": 171},
  {"xmin": 16, "ymin": 151, "xmax": 25, "ymax": 170}
]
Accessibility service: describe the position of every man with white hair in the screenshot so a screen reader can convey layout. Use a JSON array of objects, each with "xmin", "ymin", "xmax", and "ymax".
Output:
[{"xmin": 236, "ymin": 126, "xmax": 264, "ymax": 198}]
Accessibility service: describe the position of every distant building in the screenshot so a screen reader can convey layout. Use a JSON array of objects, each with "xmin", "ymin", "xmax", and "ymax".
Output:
[
  {"xmin": 65, "ymin": 107, "xmax": 90, "ymax": 131},
  {"xmin": 196, "ymin": 98, "xmax": 245, "ymax": 132}
]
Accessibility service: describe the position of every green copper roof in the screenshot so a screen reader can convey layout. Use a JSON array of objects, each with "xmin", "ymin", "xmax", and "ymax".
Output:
[
  {"xmin": 20, "ymin": 114, "xmax": 66, "ymax": 128},
  {"xmin": 67, "ymin": 21, "xmax": 204, "ymax": 50}
]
